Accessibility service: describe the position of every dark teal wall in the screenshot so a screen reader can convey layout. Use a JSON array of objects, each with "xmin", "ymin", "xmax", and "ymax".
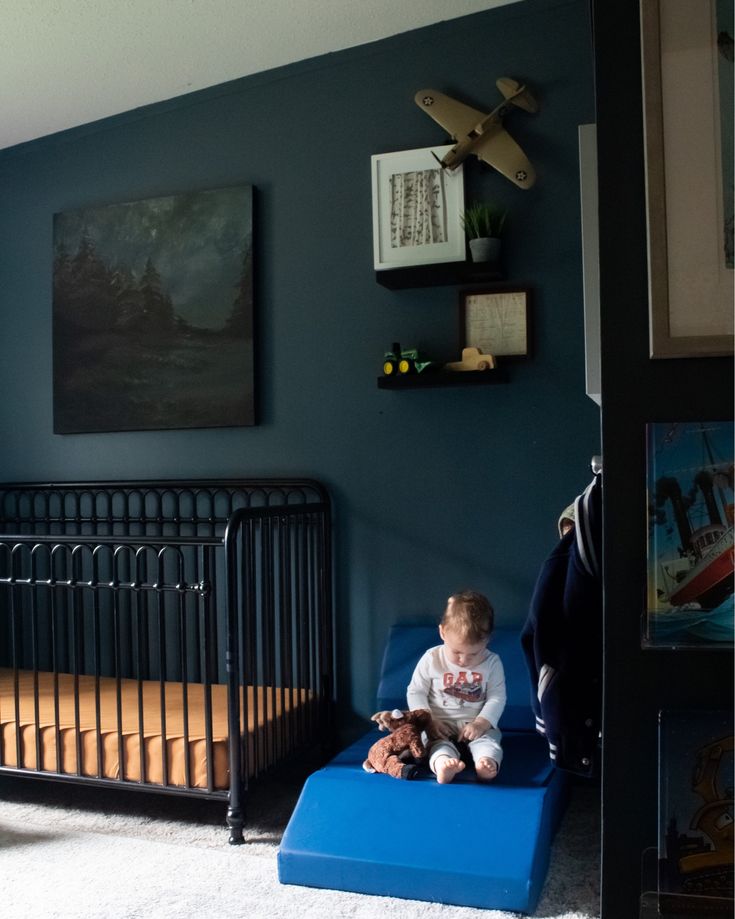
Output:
[{"xmin": 0, "ymin": 0, "xmax": 598, "ymax": 725}]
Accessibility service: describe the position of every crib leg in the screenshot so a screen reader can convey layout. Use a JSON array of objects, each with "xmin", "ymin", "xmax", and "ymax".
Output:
[{"xmin": 227, "ymin": 804, "xmax": 245, "ymax": 845}]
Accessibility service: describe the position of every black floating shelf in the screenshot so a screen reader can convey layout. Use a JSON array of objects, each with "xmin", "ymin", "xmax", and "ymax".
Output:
[
  {"xmin": 377, "ymin": 369, "xmax": 508, "ymax": 389},
  {"xmin": 375, "ymin": 261, "xmax": 503, "ymax": 290}
]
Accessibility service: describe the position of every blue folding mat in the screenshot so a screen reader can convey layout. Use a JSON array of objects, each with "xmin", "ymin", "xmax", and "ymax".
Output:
[{"xmin": 278, "ymin": 625, "xmax": 569, "ymax": 914}]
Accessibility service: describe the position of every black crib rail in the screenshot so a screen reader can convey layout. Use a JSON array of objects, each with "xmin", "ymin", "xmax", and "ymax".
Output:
[{"xmin": 0, "ymin": 479, "xmax": 333, "ymax": 844}]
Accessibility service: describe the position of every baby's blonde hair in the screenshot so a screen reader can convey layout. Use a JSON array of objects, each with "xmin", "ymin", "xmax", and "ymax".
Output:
[{"xmin": 441, "ymin": 590, "xmax": 494, "ymax": 644}]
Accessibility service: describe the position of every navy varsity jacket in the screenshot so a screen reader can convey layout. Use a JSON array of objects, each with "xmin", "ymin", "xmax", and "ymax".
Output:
[{"xmin": 520, "ymin": 474, "xmax": 602, "ymax": 777}]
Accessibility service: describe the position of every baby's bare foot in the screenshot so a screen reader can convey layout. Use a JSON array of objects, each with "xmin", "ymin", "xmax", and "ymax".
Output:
[
  {"xmin": 476, "ymin": 757, "xmax": 498, "ymax": 781},
  {"xmin": 435, "ymin": 756, "xmax": 465, "ymax": 784}
]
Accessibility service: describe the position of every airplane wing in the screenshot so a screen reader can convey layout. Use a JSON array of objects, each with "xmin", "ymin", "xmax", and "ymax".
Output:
[
  {"xmin": 414, "ymin": 89, "xmax": 486, "ymax": 139},
  {"xmin": 474, "ymin": 125, "xmax": 536, "ymax": 189}
]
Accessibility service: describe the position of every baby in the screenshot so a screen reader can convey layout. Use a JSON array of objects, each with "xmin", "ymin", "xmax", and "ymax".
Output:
[{"xmin": 406, "ymin": 590, "xmax": 506, "ymax": 783}]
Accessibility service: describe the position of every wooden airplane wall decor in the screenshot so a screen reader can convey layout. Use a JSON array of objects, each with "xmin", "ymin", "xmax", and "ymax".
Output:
[{"xmin": 414, "ymin": 78, "xmax": 538, "ymax": 189}]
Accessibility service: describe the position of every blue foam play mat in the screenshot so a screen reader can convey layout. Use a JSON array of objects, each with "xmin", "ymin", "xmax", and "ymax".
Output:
[{"xmin": 278, "ymin": 625, "xmax": 568, "ymax": 913}]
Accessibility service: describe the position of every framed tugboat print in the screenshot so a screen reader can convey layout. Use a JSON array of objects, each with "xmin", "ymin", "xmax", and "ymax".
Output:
[{"xmin": 644, "ymin": 421, "xmax": 734, "ymax": 649}]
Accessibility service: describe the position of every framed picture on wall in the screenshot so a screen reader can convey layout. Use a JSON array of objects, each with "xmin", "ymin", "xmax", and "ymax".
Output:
[
  {"xmin": 459, "ymin": 287, "xmax": 530, "ymax": 358},
  {"xmin": 371, "ymin": 146, "xmax": 466, "ymax": 270},
  {"xmin": 643, "ymin": 421, "xmax": 734, "ymax": 649},
  {"xmin": 53, "ymin": 184, "xmax": 255, "ymax": 433},
  {"xmin": 656, "ymin": 710, "xmax": 734, "ymax": 906},
  {"xmin": 640, "ymin": 0, "xmax": 734, "ymax": 358}
]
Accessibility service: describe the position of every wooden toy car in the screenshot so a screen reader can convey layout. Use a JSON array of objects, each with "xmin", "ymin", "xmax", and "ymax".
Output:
[{"xmin": 444, "ymin": 347, "xmax": 497, "ymax": 371}]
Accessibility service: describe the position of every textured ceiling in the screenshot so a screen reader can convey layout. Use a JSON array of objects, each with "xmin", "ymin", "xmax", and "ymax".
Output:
[{"xmin": 0, "ymin": 0, "xmax": 522, "ymax": 152}]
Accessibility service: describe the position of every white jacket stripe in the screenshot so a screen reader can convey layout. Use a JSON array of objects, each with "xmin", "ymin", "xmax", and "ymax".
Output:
[
  {"xmin": 574, "ymin": 478, "xmax": 599, "ymax": 577},
  {"xmin": 537, "ymin": 663, "xmax": 556, "ymax": 702}
]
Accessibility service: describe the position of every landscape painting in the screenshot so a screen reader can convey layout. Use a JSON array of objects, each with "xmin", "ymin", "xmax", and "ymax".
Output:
[
  {"xmin": 53, "ymin": 185, "xmax": 254, "ymax": 433},
  {"xmin": 644, "ymin": 421, "xmax": 734, "ymax": 648}
]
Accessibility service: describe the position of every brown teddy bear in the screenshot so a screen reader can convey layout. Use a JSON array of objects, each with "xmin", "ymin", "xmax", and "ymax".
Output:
[{"xmin": 362, "ymin": 708, "xmax": 433, "ymax": 779}]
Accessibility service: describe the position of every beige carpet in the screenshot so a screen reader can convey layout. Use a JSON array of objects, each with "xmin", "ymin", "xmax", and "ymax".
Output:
[{"xmin": 0, "ymin": 771, "xmax": 600, "ymax": 918}]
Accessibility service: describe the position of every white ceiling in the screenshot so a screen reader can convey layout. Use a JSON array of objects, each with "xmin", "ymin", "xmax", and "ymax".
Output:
[{"xmin": 0, "ymin": 0, "xmax": 522, "ymax": 152}]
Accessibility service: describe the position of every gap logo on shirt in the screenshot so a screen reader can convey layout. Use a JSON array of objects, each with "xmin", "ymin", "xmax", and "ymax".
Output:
[{"xmin": 442, "ymin": 671, "xmax": 484, "ymax": 703}]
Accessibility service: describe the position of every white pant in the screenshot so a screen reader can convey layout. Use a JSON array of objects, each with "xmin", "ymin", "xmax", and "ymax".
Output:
[{"xmin": 428, "ymin": 726, "xmax": 503, "ymax": 774}]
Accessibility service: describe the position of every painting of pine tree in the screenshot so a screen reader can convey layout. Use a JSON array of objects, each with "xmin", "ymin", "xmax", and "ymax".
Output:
[{"xmin": 53, "ymin": 185, "xmax": 254, "ymax": 433}]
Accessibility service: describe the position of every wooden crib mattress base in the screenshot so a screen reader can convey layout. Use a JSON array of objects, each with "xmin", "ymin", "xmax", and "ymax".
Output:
[{"xmin": 0, "ymin": 668, "xmax": 311, "ymax": 790}]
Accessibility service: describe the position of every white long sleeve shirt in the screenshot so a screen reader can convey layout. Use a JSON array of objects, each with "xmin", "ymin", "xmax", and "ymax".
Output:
[{"xmin": 406, "ymin": 644, "xmax": 507, "ymax": 729}]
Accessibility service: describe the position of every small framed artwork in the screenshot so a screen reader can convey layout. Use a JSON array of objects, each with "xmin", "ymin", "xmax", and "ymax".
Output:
[
  {"xmin": 644, "ymin": 421, "xmax": 734, "ymax": 649},
  {"xmin": 371, "ymin": 145, "xmax": 466, "ymax": 271},
  {"xmin": 459, "ymin": 287, "xmax": 530, "ymax": 358},
  {"xmin": 657, "ymin": 710, "xmax": 734, "ymax": 904}
]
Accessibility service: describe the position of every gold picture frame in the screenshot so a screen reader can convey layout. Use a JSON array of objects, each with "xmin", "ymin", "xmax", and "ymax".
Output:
[{"xmin": 459, "ymin": 287, "xmax": 530, "ymax": 358}]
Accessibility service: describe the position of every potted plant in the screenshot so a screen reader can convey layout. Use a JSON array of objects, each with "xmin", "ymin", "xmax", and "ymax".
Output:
[{"xmin": 461, "ymin": 201, "xmax": 507, "ymax": 263}]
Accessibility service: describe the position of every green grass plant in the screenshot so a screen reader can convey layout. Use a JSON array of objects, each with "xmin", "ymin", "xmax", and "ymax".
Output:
[{"xmin": 461, "ymin": 201, "xmax": 507, "ymax": 239}]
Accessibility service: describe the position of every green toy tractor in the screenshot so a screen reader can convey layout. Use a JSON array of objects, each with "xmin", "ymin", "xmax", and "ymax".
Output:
[{"xmin": 382, "ymin": 342, "xmax": 436, "ymax": 376}]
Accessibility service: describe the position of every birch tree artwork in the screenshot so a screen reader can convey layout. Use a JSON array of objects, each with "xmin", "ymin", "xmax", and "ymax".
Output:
[{"xmin": 389, "ymin": 168, "xmax": 448, "ymax": 248}]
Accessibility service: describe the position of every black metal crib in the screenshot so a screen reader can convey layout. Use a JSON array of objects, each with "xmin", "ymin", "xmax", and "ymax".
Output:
[{"xmin": 0, "ymin": 479, "xmax": 333, "ymax": 843}]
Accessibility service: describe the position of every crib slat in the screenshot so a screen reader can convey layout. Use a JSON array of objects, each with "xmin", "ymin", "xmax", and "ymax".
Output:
[
  {"xmin": 139, "ymin": 545, "xmax": 149, "ymax": 784},
  {"xmin": 308, "ymin": 516, "xmax": 318, "ymax": 740},
  {"xmin": 179, "ymin": 555, "xmax": 191, "ymax": 790},
  {"xmin": 72, "ymin": 548, "xmax": 84, "ymax": 777},
  {"xmin": 92, "ymin": 550, "xmax": 103, "ymax": 779},
  {"xmin": 264, "ymin": 515, "xmax": 275, "ymax": 771},
  {"xmin": 241, "ymin": 517, "xmax": 257, "ymax": 785},
  {"xmin": 225, "ymin": 511, "xmax": 244, "ymax": 840},
  {"xmin": 29, "ymin": 554, "xmax": 42, "ymax": 774},
  {"xmin": 155, "ymin": 551, "xmax": 168, "ymax": 787},
  {"xmin": 9, "ymin": 574, "xmax": 23, "ymax": 769},
  {"xmin": 279, "ymin": 518, "xmax": 288, "ymax": 758},
  {"xmin": 50, "ymin": 581, "xmax": 62, "ymax": 774},
  {"xmin": 201, "ymin": 545, "xmax": 215, "ymax": 794}
]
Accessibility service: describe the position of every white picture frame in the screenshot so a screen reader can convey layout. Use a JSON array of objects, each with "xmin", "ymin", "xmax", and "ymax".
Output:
[{"xmin": 371, "ymin": 146, "xmax": 466, "ymax": 271}]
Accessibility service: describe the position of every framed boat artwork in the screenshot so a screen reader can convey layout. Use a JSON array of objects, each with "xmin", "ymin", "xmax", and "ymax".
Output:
[{"xmin": 644, "ymin": 421, "xmax": 734, "ymax": 649}]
